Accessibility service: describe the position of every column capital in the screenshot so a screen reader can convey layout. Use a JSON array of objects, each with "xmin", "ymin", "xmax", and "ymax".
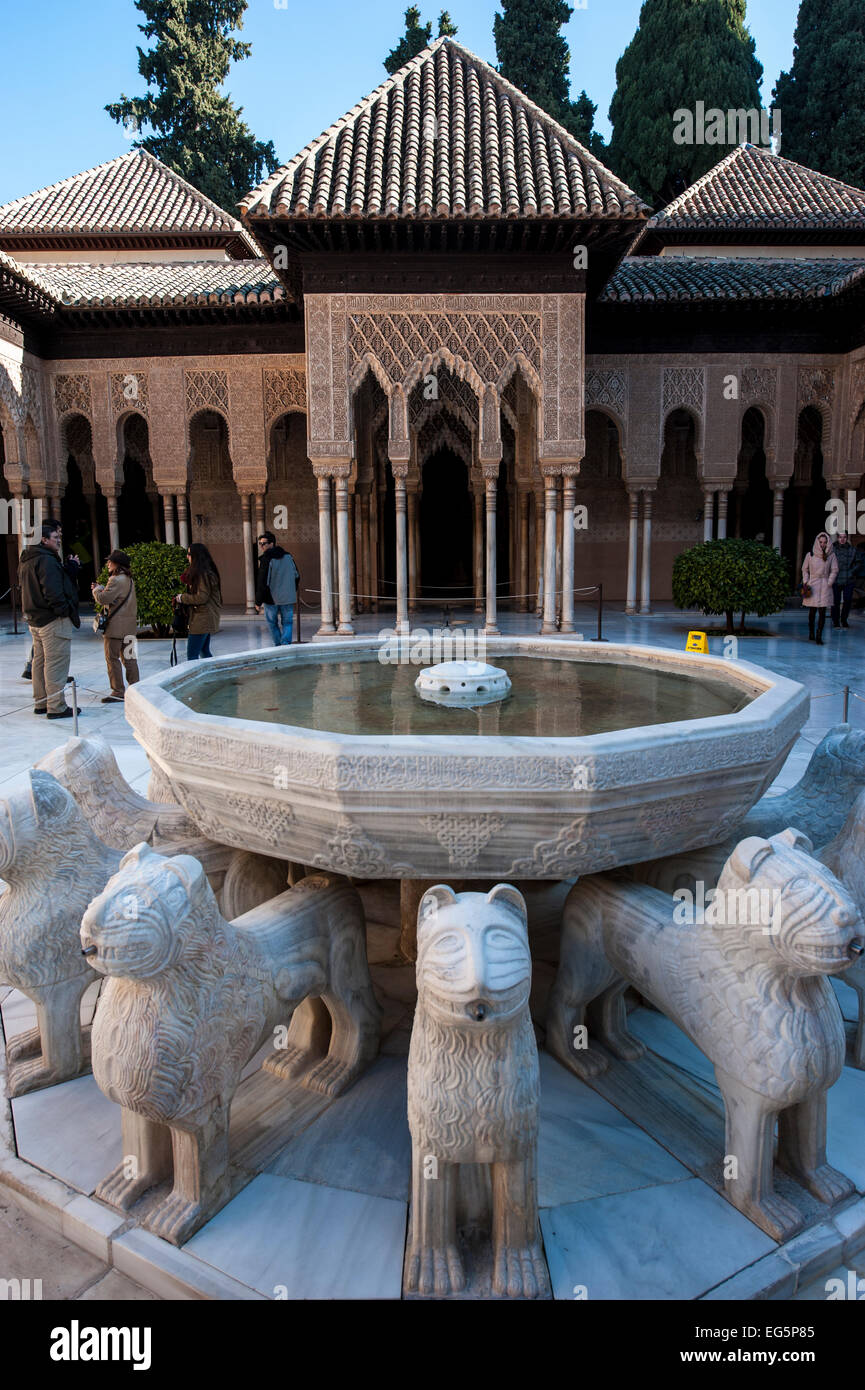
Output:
[
  {"xmin": 768, "ymin": 477, "xmax": 789, "ymax": 493},
  {"xmin": 312, "ymin": 461, "xmax": 351, "ymax": 480},
  {"xmin": 390, "ymin": 461, "xmax": 409, "ymax": 482}
]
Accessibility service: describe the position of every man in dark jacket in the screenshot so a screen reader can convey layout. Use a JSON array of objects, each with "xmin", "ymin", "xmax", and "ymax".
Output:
[
  {"xmin": 19, "ymin": 520, "xmax": 81, "ymax": 718},
  {"xmin": 254, "ymin": 531, "xmax": 299, "ymax": 646},
  {"xmin": 831, "ymin": 532, "xmax": 865, "ymax": 629}
]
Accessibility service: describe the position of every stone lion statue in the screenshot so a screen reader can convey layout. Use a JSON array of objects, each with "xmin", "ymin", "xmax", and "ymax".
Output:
[
  {"xmin": 819, "ymin": 787, "xmax": 865, "ymax": 1069},
  {"xmin": 81, "ymin": 843, "xmax": 381, "ymax": 1245},
  {"xmin": 0, "ymin": 771, "xmax": 120, "ymax": 1096},
  {"xmin": 547, "ymin": 829, "xmax": 864, "ymax": 1242},
  {"xmin": 736, "ymin": 724, "xmax": 865, "ymax": 849},
  {"xmin": 406, "ymin": 883, "xmax": 545, "ymax": 1299},
  {"xmin": 37, "ymin": 734, "xmax": 289, "ymax": 918}
]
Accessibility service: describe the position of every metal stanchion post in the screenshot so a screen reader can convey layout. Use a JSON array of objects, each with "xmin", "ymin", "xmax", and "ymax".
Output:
[
  {"xmin": 69, "ymin": 676, "xmax": 78, "ymax": 736},
  {"xmin": 843, "ymin": 685, "xmax": 850, "ymax": 722}
]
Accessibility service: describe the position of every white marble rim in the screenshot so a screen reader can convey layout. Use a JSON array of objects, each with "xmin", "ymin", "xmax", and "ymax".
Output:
[{"xmin": 125, "ymin": 637, "xmax": 807, "ymax": 763}]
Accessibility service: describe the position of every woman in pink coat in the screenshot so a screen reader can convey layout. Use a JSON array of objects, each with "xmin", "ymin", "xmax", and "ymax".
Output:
[{"xmin": 802, "ymin": 532, "xmax": 838, "ymax": 645}]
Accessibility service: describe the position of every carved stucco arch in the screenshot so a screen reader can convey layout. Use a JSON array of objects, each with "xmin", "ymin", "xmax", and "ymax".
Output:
[
  {"xmin": 418, "ymin": 416, "xmax": 474, "ymax": 473},
  {"xmin": 349, "ymin": 352, "xmax": 394, "ymax": 401},
  {"xmin": 496, "ymin": 352, "xmax": 543, "ymax": 414},
  {"xmin": 662, "ymin": 404, "xmax": 704, "ymax": 469},
  {"xmin": 187, "ymin": 406, "xmax": 233, "ymax": 463},
  {"xmin": 738, "ymin": 399, "xmax": 775, "ymax": 459},
  {"xmin": 585, "ymin": 404, "xmax": 627, "ymax": 458},
  {"xmin": 402, "ymin": 349, "xmax": 485, "ymax": 404},
  {"xmin": 0, "ymin": 362, "xmax": 24, "ymax": 429}
]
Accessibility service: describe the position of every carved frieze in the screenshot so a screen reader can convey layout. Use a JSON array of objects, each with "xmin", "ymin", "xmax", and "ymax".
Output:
[
  {"xmin": 53, "ymin": 373, "xmax": 92, "ymax": 419},
  {"xmin": 184, "ymin": 369, "xmax": 229, "ymax": 417},
  {"xmin": 740, "ymin": 367, "xmax": 777, "ymax": 406},
  {"xmin": 263, "ymin": 368, "xmax": 307, "ymax": 425},
  {"xmin": 584, "ymin": 369, "xmax": 628, "ymax": 415},
  {"xmin": 797, "ymin": 366, "xmax": 835, "ymax": 409}
]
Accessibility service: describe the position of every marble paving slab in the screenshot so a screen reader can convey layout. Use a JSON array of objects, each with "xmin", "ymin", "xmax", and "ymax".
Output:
[
  {"xmin": 541, "ymin": 1177, "xmax": 776, "ymax": 1300},
  {"xmin": 184, "ymin": 1173, "xmax": 407, "ymax": 1299},
  {"xmin": 826, "ymin": 1066, "xmax": 865, "ymax": 1191},
  {"xmin": 537, "ymin": 1053, "xmax": 690, "ymax": 1206},
  {"xmin": 265, "ymin": 1055, "xmax": 411, "ymax": 1201},
  {"xmin": 11, "ymin": 1072, "xmax": 122, "ymax": 1194}
]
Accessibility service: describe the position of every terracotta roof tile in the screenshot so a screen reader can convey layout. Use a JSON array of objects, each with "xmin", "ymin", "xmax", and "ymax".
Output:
[
  {"xmin": 26, "ymin": 259, "xmax": 284, "ymax": 308},
  {"xmin": 241, "ymin": 38, "xmax": 647, "ymax": 222},
  {"xmin": 0, "ymin": 150, "xmax": 253, "ymax": 244},
  {"xmin": 648, "ymin": 145, "xmax": 865, "ymax": 232},
  {"xmin": 601, "ymin": 255, "xmax": 865, "ymax": 303}
]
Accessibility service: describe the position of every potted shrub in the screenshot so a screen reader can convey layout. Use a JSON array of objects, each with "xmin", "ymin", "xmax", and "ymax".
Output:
[
  {"xmin": 97, "ymin": 541, "xmax": 188, "ymax": 636},
  {"xmin": 672, "ymin": 538, "xmax": 790, "ymax": 636}
]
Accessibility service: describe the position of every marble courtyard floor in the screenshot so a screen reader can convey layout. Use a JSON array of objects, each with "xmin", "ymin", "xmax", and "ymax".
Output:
[{"xmin": 2, "ymin": 599, "xmax": 865, "ymax": 1300}]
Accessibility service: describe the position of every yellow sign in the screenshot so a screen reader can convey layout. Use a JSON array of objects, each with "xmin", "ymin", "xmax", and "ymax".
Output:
[{"xmin": 686, "ymin": 631, "xmax": 709, "ymax": 653}]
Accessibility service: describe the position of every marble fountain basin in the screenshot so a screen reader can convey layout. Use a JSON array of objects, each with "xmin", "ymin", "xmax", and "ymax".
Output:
[{"xmin": 124, "ymin": 637, "xmax": 808, "ymax": 881}]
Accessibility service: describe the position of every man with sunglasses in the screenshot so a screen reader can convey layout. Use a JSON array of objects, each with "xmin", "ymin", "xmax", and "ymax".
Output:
[{"xmin": 254, "ymin": 531, "xmax": 300, "ymax": 646}]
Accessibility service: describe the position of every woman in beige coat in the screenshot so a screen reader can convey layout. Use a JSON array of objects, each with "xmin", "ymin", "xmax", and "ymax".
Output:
[
  {"xmin": 91, "ymin": 551, "xmax": 140, "ymax": 701},
  {"xmin": 802, "ymin": 532, "xmax": 838, "ymax": 646},
  {"xmin": 176, "ymin": 542, "xmax": 222, "ymax": 660}
]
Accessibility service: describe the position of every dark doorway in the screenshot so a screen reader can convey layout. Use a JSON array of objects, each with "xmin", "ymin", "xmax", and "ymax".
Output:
[
  {"xmin": 420, "ymin": 449, "xmax": 473, "ymax": 600},
  {"xmin": 118, "ymin": 457, "xmax": 155, "ymax": 545},
  {"xmin": 735, "ymin": 408, "xmax": 771, "ymax": 540},
  {"xmin": 783, "ymin": 406, "xmax": 828, "ymax": 581}
]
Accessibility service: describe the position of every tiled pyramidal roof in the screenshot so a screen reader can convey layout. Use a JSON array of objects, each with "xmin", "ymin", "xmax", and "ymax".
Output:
[
  {"xmin": 602, "ymin": 255, "xmax": 865, "ymax": 303},
  {"xmin": 0, "ymin": 149, "xmax": 255, "ymax": 249},
  {"xmin": 26, "ymin": 259, "xmax": 284, "ymax": 308},
  {"xmin": 647, "ymin": 144, "xmax": 865, "ymax": 233},
  {"xmin": 241, "ymin": 38, "xmax": 647, "ymax": 222}
]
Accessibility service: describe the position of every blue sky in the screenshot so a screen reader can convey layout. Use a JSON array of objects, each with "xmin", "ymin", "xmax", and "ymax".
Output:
[{"xmin": 0, "ymin": 0, "xmax": 799, "ymax": 208}]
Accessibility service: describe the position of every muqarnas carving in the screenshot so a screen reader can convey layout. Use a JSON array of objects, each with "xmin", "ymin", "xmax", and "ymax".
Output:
[
  {"xmin": 819, "ymin": 787, "xmax": 865, "ymax": 1068},
  {"xmin": 547, "ymin": 830, "xmax": 864, "ymax": 1241},
  {"xmin": 0, "ymin": 772, "xmax": 120, "ymax": 1096},
  {"xmin": 37, "ymin": 734, "xmax": 288, "ymax": 918},
  {"xmin": 406, "ymin": 883, "xmax": 545, "ymax": 1298},
  {"xmin": 81, "ymin": 844, "xmax": 381, "ymax": 1244}
]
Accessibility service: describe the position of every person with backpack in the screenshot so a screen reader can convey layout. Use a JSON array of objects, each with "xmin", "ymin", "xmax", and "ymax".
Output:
[
  {"xmin": 91, "ymin": 550, "xmax": 139, "ymax": 702},
  {"xmin": 19, "ymin": 519, "xmax": 81, "ymax": 719},
  {"xmin": 255, "ymin": 531, "xmax": 299, "ymax": 646},
  {"xmin": 175, "ymin": 543, "xmax": 222, "ymax": 660}
]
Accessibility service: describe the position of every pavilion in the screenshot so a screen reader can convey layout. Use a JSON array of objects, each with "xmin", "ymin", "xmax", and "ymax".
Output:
[{"xmin": 1, "ymin": 38, "xmax": 864, "ymax": 627}]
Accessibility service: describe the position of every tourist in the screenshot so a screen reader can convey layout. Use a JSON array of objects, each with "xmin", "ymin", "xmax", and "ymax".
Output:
[
  {"xmin": 802, "ymin": 531, "xmax": 837, "ymax": 646},
  {"xmin": 831, "ymin": 531, "xmax": 865, "ymax": 629},
  {"xmin": 254, "ymin": 531, "xmax": 299, "ymax": 646},
  {"xmin": 176, "ymin": 542, "xmax": 222, "ymax": 660},
  {"xmin": 91, "ymin": 551, "xmax": 140, "ymax": 702},
  {"xmin": 19, "ymin": 519, "xmax": 82, "ymax": 718}
]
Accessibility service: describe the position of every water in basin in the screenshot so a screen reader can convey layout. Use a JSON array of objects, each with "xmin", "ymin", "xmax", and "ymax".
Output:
[{"xmin": 178, "ymin": 654, "xmax": 752, "ymax": 736}]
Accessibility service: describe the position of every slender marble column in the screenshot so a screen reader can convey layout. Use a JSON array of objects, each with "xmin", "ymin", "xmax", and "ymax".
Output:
[
  {"xmin": 626, "ymin": 490, "xmax": 639, "ymax": 615},
  {"xmin": 407, "ymin": 489, "xmax": 418, "ymax": 612},
  {"xmin": 315, "ymin": 474, "xmax": 336, "ymax": 635},
  {"xmin": 534, "ymin": 488, "xmax": 545, "ymax": 614},
  {"xmin": 472, "ymin": 488, "xmax": 484, "ymax": 613},
  {"xmin": 255, "ymin": 494, "xmax": 265, "ymax": 539},
  {"xmin": 703, "ymin": 488, "xmax": 714, "ymax": 542},
  {"xmin": 484, "ymin": 473, "xmax": 500, "ymax": 635},
  {"xmin": 716, "ymin": 489, "xmax": 729, "ymax": 540},
  {"xmin": 360, "ymin": 493, "xmax": 371, "ymax": 614},
  {"xmin": 772, "ymin": 484, "xmax": 785, "ymax": 550},
  {"xmin": 177, "ymin": 494, "xmax": 190, "ymax": 549},
  {"xmin": 560, "ymin": 474, "xmax": 576, "ymax": 633},
  {"xmin": 87, "ymin": 496, "xmax": 101, "ymax": 574},
  {"xmin": 519, "ymin": 491, "xmax": 530, "ymax": 612},
  {"xmin": 334, "ymin": 475, "xmax": 354, "ymax": 634},
  {"xmin": 161, "ymin": 493, "xmax": 176, "ymax": 547},
  {"xmin": 149, "ymin": 493, "xmax": 162, "ymax": 541},
  {"xmin": 107, "ymin": 495, "xmax": 120, "ymax": 552},
  {"xmin": 49, "ymin": 495, "xmax": 61, "ymax": 522},
  {"xmin": 639, "ymin": 490, "xmax": 653, "ymax": 615},
  {"xmin": 393, "ymin": 467, "xmax": 409, "ymax": 636},
  {"xmin": 241, "ymin": 493, "xmax": 256, "ymax": 614},
  {"xmin": 541, "ymin": 474, "xmax": 559, "ymax": 634}
]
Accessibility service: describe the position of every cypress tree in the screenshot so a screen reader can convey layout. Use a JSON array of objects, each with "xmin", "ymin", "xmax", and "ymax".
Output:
[
  {"xmin": 385, "ymin": 8, "xmax": 458, "ymax": 74},
  {"xmin": 107, "ymin": 0, "xmax": 279, "ymax": 212},
  {"xmin": 607, "ymin": 0, "xmax": 763, "ymax": 207},
  {"xmin": 773, "ymin": 0, "xmax": 865, "ymax": 187},
  {"xmin": 493, "ymin": 0, "xmax": 604, "ymax": 154}
]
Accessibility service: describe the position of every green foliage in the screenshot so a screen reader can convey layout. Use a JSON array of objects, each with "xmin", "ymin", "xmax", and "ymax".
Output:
[
  {"xmin": 773, "ymin": 0, "xmax": 865, "ymax": 188},
  {"xmin": 385, "ymin": 7, "xmax": 458, "ymax": 73},
  {"xmin": 97, "ymin": 542, "xmax": 188, "ymax": 634},
  {"xmin": 607, "ymin": 0, "xmax": 763, "ymax": 206},
  {"xmin": 493, "ymin": 0, "xmax": 605, "ymax": 154},
  {"xmin": 107, "ymin": 0, "xmax": 279, "ymax": 211},
  {"xmin": 672, "ymin": 539, "xmax": 790, "ymax": 632}
]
